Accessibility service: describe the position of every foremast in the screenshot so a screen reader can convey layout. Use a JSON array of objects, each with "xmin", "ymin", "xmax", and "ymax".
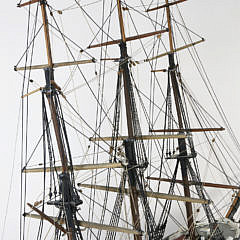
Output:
[
  {"xmin": 41, "ymin": 1, "xmax": 83, "ymax": 239},
  {"xmin": 19, "ymin": 1, "xmax": 83, "ymax": 239}
]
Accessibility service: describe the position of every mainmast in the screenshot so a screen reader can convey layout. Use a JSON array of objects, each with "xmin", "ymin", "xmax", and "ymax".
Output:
[{"xmin": 116, "ymin": 1, "xmax": 141, "ymax": 239}]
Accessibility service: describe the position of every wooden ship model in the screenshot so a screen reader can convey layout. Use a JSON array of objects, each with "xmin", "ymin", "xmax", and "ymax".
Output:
[{"xmin": 15, "ymin": 0, "xmax": 240, "ymax": 239}]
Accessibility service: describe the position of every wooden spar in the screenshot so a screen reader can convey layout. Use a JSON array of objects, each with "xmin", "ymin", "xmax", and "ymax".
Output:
[
  {"xmin": 78, "ymin": 183, "xmax": 210, "ymax": 204},
  {"xmin": 88, "ymin": 29, "xmax": 168, "ymax": 49},
  {"xmin": 144, "ymin": 39, "xmax": 205, "ymax": 62},
  {"xmin": 18, "ymin": 0, "xmax": 40, "ymax": 8},
  {"xmin": 151, "ymin": 69, "xmax": 167, "ymax": 73},
  {"xmin": 89, "ymin": 134, "xmax": 186, "ymax": 142},
  {"xmin": 27, "ymin": 203, "xmax": 67, "ymax": 234},
  {"xmin": 226, "ymin": 190, "xmax": 240, "ymax": 219},
  {"xmin": 23, "ymin": 162, "xmax": 123, "ymax": 173},
  {"xmin": 21, "ymin": 87, "xmax": 42, "ymax": 98},
  {"xmin": 147, "ymin": 177, "xmax": 240, "ymax": 190},
  {"xmin": 146, "ymin": 0, "xmax": 187, "ymax": 12},
  {"xmin": 25, "ymin": 213, "xmax": 142, "ymax": 235},
  {"xmin": 100, "ymin": 58, "xmax": 120, "ymax": 61},
  {"xmin": 150, "ymin": 127, "xmax": 225, "ymax": 133},
  {"xmin": 15, "ymin": 59, "xmax": 95, "ymax": 71},
  {"xmin": 78, "ymin": 220, "xmax": 141, "ymax": 235}
]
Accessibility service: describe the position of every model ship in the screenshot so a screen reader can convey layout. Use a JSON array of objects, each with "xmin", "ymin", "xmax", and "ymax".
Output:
[{"xmin": 15, "ymin": 0, "xmax": 240, "ymax": 239}]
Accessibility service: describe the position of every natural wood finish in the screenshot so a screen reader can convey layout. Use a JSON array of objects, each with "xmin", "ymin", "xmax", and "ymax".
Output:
[
  {"xmin": 88, "ymin": 29, "xmax": 168, "ymax": 49},
  {"xmin": 146, "ymin": 0, "xmax": 187, "ymax": 12},
  {"xmin": 25, "ymin": 213, "xmax": 142, "ymax": 235},
  {"xmin": 145, "ymin": 39, "xmax": 205, "ymax": 62},
  {"xmin": 78, "ymin": 183, "xmax": 210, "ymax": 204},
  {"xmin": 151, "ymin": 69, "xmax": 167, "ymax": 73},
  {"xmin": 39, "ymin": 1, "xmax": 69, "ymax": 173},
  {"xmin": 18, "ymin": 0, "xmax": 40, "ymax": 7},
  {"xmin": 100, "ymin": 58, "xmax": 120, "ymax": 61},
  {"xmin": 166, "ymin": 0, "xmax": 174, "ymax": 52},
  {"xmin": 89, "ymin": 134, "xmax": 186, "ymax": 142},
  {"xmin": 150, "ymin": 127, "xmax": 225, "ymax": 133},
  {"xmin": 165, "ymin": 1, "xmax": 195, "ymax": 237},
  {"xmin": 15, "ymin": 59, "xmax": 95, "ymax": 71},
  {"xmin": 79, "ymin": 219, "xmax": 141, "ymax": 235},
  {"xmin": 116, "ymin": 2, "xmax": 141, "ymax": 238},
  {"xmin": 226, "ymin": 190, "xmax": 240, "ymax": 219},
  {"xmin": 147, "ymin": 177, "xmax": 240, "ymax": 190},
  {"xmin": 27, "ymin": 203, "xmax": 67, "ymax": 234},
  {"xmin": 21, "ymin": 87, "xmax": 42, "ymax": 98},
  {"xmin": 117, "ymin": 0, "xmax": 126, "ymax": 42},
  {"xmin": 40, "ymin": 1, "xmax": 53, "ymax": 68},
  {"xmin": 23, "ymin": 162, "xmax": 123, "ymax": 173}
]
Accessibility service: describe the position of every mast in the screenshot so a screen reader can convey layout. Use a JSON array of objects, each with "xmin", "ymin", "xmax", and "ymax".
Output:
[
  {"xmin": 40, "ymin": 0, "xmax": 68, "ymax": 172},
  {"xmin": 225, "ymin": 191, "xmax": 240, "ymax": 220},
  {"xmin": 162, "ymin": 2, "xmax": 224, "ymax": 239},
  {"xmin": 40, "ymin": 1, "xmax": 82, "ymax": 239},
  {"xmin": 116, "ymin": 1, "xmax": 141, "ymax": 238},
  {"xmin": 165, "ymin": 0, "xmax": 195, "ymax": 237}
]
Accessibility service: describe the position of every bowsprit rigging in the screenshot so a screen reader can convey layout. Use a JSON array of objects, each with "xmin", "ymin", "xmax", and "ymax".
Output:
[{"xmin": 16, "ymin": 0, "xmax": 240, "ymax": 239}]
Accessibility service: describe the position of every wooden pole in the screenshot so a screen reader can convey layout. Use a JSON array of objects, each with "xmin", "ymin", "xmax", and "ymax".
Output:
[
  {"xmin": 27, "ymin": 203, "xmax": 67, "ymax": 234},
  {"xmin": 147, "ymin": 177, "xmax": 240, "ymax": 190},
  {"xmin": 150, "ymin": 127, "xmax": 225, "ymax": 133},
  {"xmin": 88, "ymin": 29, "xmax": 168, "ymax": 48},
  {"xmin": 116, "ymin": 1, "xmax": 141, "ymax": 238},
  {"xmin": 78, "ymin": 183, "xmax": 210, "ymax": 204},
  {"xmin": 23, "ymin": 162, "xmax": 123, "ymax": 173},
  {"xmin": 117, "ymin": 0, "xmax": 126, "ymax": 42},
  {"xmin": 18, "ymin": 0, "xmax": 40, "ymax": 8},
  {"xmin": 89, "ymin": 134, "xmax": 186, "ymax": 142},
  {"xmin": 25, "ymin": 213, "xmax": 142, "ymax": 235},
  {"xmin": 146, "ymin": 0, "xmax": 187, "ymax": 12},
  {"xmin": 39, "ymin": 3, "xmax": 76, "ymax": 240},
  {"xmin": 226, "ymin": 190, "xmax": 240, "ymax": 219},
  {"xmin": 15, "ymin": 59, "xmax": 95, "ymax": 71},
  {"xmin": 145, "ymin": 39, "xmax": 205, "ymax": 62},
  {"xmin": 40, "ymin": 2, "xmax": 53, "ymax": 68},
  {"xmin": 40, "ymin": 1, "xmax": 68, "ymax": 173},
  {"xmin": 165, "ymin": 0, "xmax": 195, "ymax": 237}
]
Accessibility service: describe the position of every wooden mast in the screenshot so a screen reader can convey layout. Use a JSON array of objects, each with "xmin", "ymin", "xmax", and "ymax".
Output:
[
  {"xmin": 18, "ymin": 2, "xmax": 83, "ymax": 240},
  {"xmin": 165, "ymin": 0, "xmax": 195, "ymax": 238},
  {"xmin": 40, "ymin": 1, "xmax": 80, "ymax": 239},
  {"xmin": 116, "ymin": 1, "xmax": 141, "ymax": 239},
  {"xmin": 225, "ymin": 191, "xmax": 240, "ymax": 220},
  {"xmin": 40, "ymin": 0, "xmax": 69, "ymax": 173}
]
